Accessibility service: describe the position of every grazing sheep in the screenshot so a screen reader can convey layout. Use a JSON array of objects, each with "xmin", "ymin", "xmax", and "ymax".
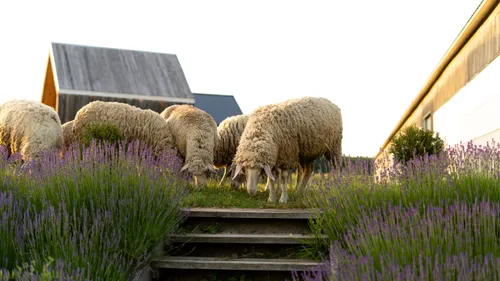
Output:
[
  {"xmin": 62, "ymin": 120, "xmax": 75, "ymax": 148},
  {"xmin": 161, "ymin": 104, "xmax": 183, "ymax": 119},
  {"xmin": 232, "ymin": 96, "xmax": 342, "ymax": 203},
  {"xmin": 161, "ymin": 104, "xmax": 218, "ymax": 187},
  {"xmin": 72, "ymin": 101, "xmax": 175, "ymax": 156},
  {"xmin": 213, "ymin": 114, "xmax": 250, "ymax": 188},
  {"xmin": 214, "ymin": 114, "xmax": 279, "ymax": 190},
  {"xmin": 0, "ymin": 99, "xmax": 63, "ymax": 161}
]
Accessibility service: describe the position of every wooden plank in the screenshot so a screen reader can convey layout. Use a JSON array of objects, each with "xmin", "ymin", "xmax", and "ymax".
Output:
[
  {"xmin": 41, "ymin": 55, "xmax": 57, "ymax": 109},
  {"xmin": 51, "ymin": 43, "xmax": 194, "ymax": 100},
  {"xmin": 56, "ymin": 93, "xmax": 189, "ymax": 124},
  {"xmin": 151, "ymin": 256, "xmax": 322, "ymax": 271}
]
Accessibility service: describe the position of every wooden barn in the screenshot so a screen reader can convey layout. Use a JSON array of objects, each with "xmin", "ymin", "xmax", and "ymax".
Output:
[
  {"xmin": 376, "ymin": 0, "xmax": 500, "ymax": 164},
  {"xmin": 41, "ymin": 42, "xmax": 194, "ymax": 124}
]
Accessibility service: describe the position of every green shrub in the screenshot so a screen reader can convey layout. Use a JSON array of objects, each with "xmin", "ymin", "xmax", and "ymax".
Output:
[
  {"xmin": 389, "ymin": 124, "xmax": 444, "ymax": 163},
  {"xmin": 80, "ymin": 123, "xmax": 124, "ymax": 147}
]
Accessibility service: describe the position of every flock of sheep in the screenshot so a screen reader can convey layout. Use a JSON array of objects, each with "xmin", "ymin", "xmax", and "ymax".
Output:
[{"xmin": 0, "ymin": 96, "xmax": 342, "ymax": 204}]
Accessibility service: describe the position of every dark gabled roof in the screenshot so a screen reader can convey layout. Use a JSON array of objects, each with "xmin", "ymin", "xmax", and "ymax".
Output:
[
  {"xmin": 193, "ymin": 93, "xmax": 243, "ymax": 124},
  {"xmin": 50, "ymin": 42, "xmax": 194, "ymax": 103}
]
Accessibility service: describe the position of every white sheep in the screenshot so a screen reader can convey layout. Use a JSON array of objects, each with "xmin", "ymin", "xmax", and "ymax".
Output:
[
  {"xmin": 72, "ymin": 101, "xmax": 175, "ymax": 156},
  {"xmin": 215, "ymin": 114, "xmax": 313, "ymax": 191},
  {"xmin": 161, "ymin": 104, "xmax": 218, "ymax": 187},
  {"xmin": 213, "ymin": 114, "xmax": 250, "ymax": 188},
  {"xmin": 0, "ymin": 99, "xmax": 63, "ymax": 161},
  {"xmin": 61, "ymin": 120, "xmax": 75, "ymax": 148},
  {"xmin": 232, "ymin": 96, "xmax": 342, "ymax": 203}
]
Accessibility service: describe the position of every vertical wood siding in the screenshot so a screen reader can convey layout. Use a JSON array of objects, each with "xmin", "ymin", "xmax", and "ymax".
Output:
[{"xmin": 57, "ymin": 94, "xmax": 187, "ymax": 124}]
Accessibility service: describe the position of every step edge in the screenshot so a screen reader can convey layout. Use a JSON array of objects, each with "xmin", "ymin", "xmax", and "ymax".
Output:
[
  {"xmin": 151, "ymin": 257, "xmax": 322, "ymax": 271},
  {"xmin": 182, "ymin": 210, "xmax": 323, "ymax": 219},
  {"xmin": 169, "ymin": 233, "xmax": 328, "ymax": 243}
]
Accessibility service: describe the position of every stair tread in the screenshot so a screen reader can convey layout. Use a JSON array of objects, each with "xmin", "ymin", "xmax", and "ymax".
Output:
[
  {"xmin": 182, "ymin": 208, "xmax": 322, "ymax": 219},
  {"xmin": 170, "ymin": 233, "xmax": 326, "ymax": 244},
  {"xmin": 152, "ymin": 256, "xmax": 322, "ymax": 271}
]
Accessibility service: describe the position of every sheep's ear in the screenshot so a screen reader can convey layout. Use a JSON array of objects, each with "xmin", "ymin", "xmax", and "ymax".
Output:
[
  {"xmin": 232, "ymin": 163, "xmax": 243, "ymax": 180},
  {"xmin": 180, "ymin": 163, "xmax": 190, "ymax": 172},
  {"xmin": 262, "ymin": 164, "xmax": 275, "ymax": 181},
  {"xmin": 207, "ymin": 164, "xmax": 216, "ymax": 173}
]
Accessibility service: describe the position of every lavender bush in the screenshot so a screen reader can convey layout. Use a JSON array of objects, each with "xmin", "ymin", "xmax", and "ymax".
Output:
[
  {"xmin": 0, "ymin": 140, "xmax": 188, "ymax": 280},
  {"xmin": 0, "ymin": 258, "xmax": 88, "ymax": 281},
  {"xmin": 307, "ymin": 140, "xmax": 500, "ymax": 244},
  {"xmin": 298, "ymin": 140, "xmax": 500, "ymax": 280}
]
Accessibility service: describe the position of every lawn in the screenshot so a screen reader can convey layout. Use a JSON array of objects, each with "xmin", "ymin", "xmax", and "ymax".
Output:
[{"xmin": 180, "ymin": 173, "xmax": 316, "ymax": 209}]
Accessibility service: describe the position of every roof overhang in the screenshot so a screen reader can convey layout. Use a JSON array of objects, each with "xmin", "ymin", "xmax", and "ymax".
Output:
[
  {"xmin": 59, "ymin": 89, "xmax": 195, "ymax": 104},
  {"xmin": 376, "ymin": 0, "xmax": 499, "ymax": 159}
]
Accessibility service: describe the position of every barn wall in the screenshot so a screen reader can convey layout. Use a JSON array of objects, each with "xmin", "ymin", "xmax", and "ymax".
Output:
[
  {"xmin": 434, "ymin": 54, "xmax": 500, "ymax": 146},
  {"xmin": 41, "ymin": 56, "xmax": 57, "ymax": 109},
  {"xmin": 57, "ymin": 93, "xmax": 188, "ymax": 124},
  {"xmin": 376, "ymin": 3, "xmax": 500, "ymax": 162}
]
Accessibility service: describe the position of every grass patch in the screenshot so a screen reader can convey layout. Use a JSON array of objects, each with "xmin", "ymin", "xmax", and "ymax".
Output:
[{"xmin": 181, "ymin": 179, "xmax": 309, "ymax": 209}]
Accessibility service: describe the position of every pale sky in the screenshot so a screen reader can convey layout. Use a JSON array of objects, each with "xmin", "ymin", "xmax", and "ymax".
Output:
[{"xmin": 0, "ymin": 0, "xmax": 483, "ymax": 157}]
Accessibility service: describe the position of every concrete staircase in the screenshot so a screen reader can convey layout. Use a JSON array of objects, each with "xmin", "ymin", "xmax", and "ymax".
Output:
[{"xmin": 151, "ymin": 208, "xmax": 325, "ymax": 281}]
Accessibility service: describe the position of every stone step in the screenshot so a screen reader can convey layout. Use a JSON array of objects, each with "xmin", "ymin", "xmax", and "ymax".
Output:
[
  {"xmin": 170, "ymin": 233, "xmax": 326, "ymax": 244},
  {"xmin": 183, "ymin": 208, "xmax": 322, "ymax": 219},
  {"xmin": 152, "ymin": 256, "xmax": 321, "ymax": 272}
]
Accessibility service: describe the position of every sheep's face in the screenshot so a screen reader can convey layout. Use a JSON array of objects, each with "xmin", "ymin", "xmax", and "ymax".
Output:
[
  {"xmin": 245, "ymin": 168, "xmax": 260, "ymax": 195},
  {"xmin": 232, "ymin": 163, "xmax": 275, "ymax": 196},
  {"xmin": 180, "ymin": 162, "xmax": 215, "ymax": 187},
  {"xmin": 230, "ymin": 172, "xmax": 246, "ymax": 190},
  {"xmin": 194, "ymin": 173, "xmax": 207, "ymax": 187}
]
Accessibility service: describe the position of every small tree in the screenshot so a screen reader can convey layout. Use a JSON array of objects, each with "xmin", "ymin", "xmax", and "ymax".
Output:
[{"xmin": 389, "ymin": 124, "xmax": 444, "ymax": 163}]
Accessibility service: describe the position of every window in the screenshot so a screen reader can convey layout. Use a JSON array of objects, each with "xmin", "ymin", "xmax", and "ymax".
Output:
[{"xmin": 423, "ymin": 113, "xmax": 432, "ymax": 132}]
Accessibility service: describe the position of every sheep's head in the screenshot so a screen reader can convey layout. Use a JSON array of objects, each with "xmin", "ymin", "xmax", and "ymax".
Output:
[
  {"xmin": 232, "ymin": 162, "xmax": 274, "ymax": 196},
  {"xmin": 180, "ymin": 161, "xmax": 215, "ymax": 187}
]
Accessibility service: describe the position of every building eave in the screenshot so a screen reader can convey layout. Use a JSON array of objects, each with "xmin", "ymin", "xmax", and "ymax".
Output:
[{"xmin": 58, "ymin": 89, "xmax": 195, "ymax": 104}]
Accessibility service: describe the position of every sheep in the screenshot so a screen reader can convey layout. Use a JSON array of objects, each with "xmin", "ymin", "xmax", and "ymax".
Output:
[
  {"xmin": 62, "ymin": 120, "xmax": 75, "ymax": 148},
  {"xmin": 160, "ymin": 104, "xmax": 218, "ymax": 187},
  {"xmin": 161, "ymin": 104, "xmax": 182, "ymax": 119},
  {"xmin": 213, "ymin": 114, "xmax": 250, "ymax": 188},
  {"xmin": 215, "ymin": 114, "xmax": 315, "ymax": 191},
  {"xmin": 72, "ymin": 101, "xmax": 175, "ymax": 156},
  {"xmin": 0, "ymin": 99, "xmax": 63, "ymax": 161},
  {"xmin": 232, "ymin": 96, "xmax": 342, "ymax": 203},
  {"xmin": 214, "ymin": 114, "xmax": 283, "ymax": 190}
]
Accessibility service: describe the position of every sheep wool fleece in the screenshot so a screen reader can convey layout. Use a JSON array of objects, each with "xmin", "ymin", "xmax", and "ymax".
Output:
[
  {"xmin": 235, "ymin": 96, "xmax": 342, "ymax": 171},
  {"xmin": 0, "ymin": 99, "xmax": 63, "ymax": 160},
  {"xmin": 161, "ymin": 104, "xmax": 218, "ymax": 176},
  {"xmin": 214, "ymin": 114, "xmax": 250, "ymax": 168},
  {"xmin": 72, "ymin": 101, "xmax": 175, "ymax": 155},
  {"xmin": 61, "ymin": 120, "xmax": 75, "ymax": 148}
]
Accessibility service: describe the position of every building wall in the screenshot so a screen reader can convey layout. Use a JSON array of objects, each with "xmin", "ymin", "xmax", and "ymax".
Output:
[
  {"xmin": 376, "ymin": 3, "xmax": 500, "ymax": 163},
  {"xmin": 57, "ymin": 93, "xmax": 188, "ymax": 124},
  {"xmin": 434, "ymin": 55, "xmax": 500, "ymax": 146}
]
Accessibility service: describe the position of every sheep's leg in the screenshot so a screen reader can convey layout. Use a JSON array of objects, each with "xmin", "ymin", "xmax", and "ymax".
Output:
[
  {"xmin": 279, "ymin": 169, "xmax": 290, "ymax": 204},
  {"xmin": 267, "ymin": 176, "xmax": 277, "ymax": 203},
  {"xmin": 218, "ymin": 166, "xmax": 228, "ymax": 187},
  {"xmin": 295, "ymin": 165, "xmax": 303, "ymax": 190},
  {"xmin": 264, "ymin": 176, "xmax": 272, "ymax": 191},
  {"xmin": 299, "ymin": 163, "xmax": 314, "ymax": 194}
]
